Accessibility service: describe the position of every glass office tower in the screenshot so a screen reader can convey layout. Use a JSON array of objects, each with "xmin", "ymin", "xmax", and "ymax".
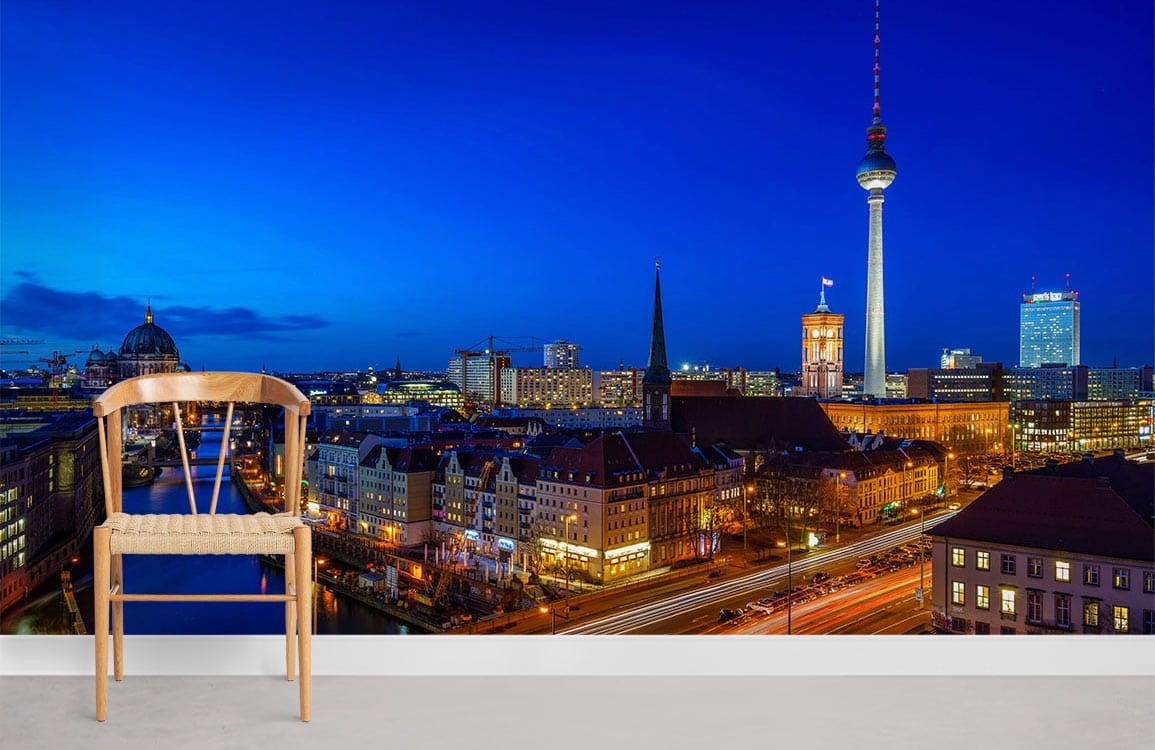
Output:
[{"xmin": 1019, "ymin": 291, "xmax": 1080, "ymax": 367}]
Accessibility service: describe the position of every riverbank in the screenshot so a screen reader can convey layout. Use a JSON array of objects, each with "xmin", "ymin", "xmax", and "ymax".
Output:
[
  {"xmin": 231, "ymin": 468, "xmax": 283, "ymax": 515},
  {"xmin": 256, "ymin": 552, "xmax": 438, "ymax": 634},
  {"xmin": 233, "ymin": 471, "xmax": 440, "ymax": 633}
]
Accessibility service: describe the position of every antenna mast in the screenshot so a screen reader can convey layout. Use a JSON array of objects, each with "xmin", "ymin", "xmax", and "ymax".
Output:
[{"xmin": 872, "ymin": 0, "xmax": 882, "ymax": 124}]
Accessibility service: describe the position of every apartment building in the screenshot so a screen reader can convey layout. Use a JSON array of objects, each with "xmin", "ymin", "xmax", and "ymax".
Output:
[
  {"xmin": 931, "ymin": 455, "xmax": 1154, "ymax": 635},
  {"xmin": 357, "ymin": 445, "xmax": 437, "ymax": 545}
]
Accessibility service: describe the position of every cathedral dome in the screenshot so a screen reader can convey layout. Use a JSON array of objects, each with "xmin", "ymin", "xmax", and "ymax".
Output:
[
  {"xmin": 119, "ymin": 305, "xmax": 179, "ymax": 357},
  {"xmin": 86, "ymin": 347, "xmax": 107, "ymax": 365}
]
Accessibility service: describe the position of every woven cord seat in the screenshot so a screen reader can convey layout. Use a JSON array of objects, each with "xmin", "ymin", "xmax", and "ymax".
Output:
[
  {"xmin": 92, "ymin": 372, "xmax": 313, "ymax": 722},
  {"xmin": 104, "ymin": 512, "xmax": 303, "ymax": 555}
]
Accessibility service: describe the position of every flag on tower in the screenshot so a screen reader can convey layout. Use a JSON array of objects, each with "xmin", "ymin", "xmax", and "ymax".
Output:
[{"xmin": 822, "ymin": 277, "xmax": 834, "ymax": 287}]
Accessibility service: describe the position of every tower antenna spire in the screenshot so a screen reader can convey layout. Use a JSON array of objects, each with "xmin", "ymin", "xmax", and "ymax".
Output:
[
  {"xmin": 1031, "ymin": 275, "xmax": 1036, "ymax": 294},
  {"xmin": 856, "ymin": 0, "xmax": 896, "ymax": 399},
  {"xmin": 872, "ymin": 0, "xmax": 882, "ymax": 125}
]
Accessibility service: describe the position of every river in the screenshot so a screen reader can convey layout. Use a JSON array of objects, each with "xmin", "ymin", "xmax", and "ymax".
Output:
[{"xmin": 1, "ymin": 430, "xmax": 414, "ymax": 635}]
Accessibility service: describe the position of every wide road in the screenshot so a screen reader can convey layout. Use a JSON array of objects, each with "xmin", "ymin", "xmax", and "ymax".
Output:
[
  {"xmin": 708, "ymin": 564, "xmax": 931, "ymax": 635},
  {"xmin": 560, "ymin": 513, "xmax": 954, "ymax": 635}
]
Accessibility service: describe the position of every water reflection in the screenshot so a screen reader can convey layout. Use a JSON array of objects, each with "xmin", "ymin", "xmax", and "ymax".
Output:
[{"xmin": 2, "ymin": 430, "xmax": 410, "ymax": 635}]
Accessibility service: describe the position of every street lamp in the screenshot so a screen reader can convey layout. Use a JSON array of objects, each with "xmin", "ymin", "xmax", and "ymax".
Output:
[
  {"xmin": 944, "ymin": 452, "xmax": 954, "ymax": 505},
  {"xmin": 539, "ymin": 604, "xmax": 569, "ymax": 635},
  {"xmin": 836, "ymin": 472, "xmax": 847, "ymax": 544},
  {"xmin": 539, "ymin": 605, "xmax": 554, "ymax": 635},
  {"xmin": 776, "ymin": 539, "xmax": 792, "ymax": 635},
  {"xmin": 563, "ymin": 514, "xmax": 578, "ymax": 593},
  {"xmin": 313, "ymin": 556, "xmax": 327, "ymax": 634},
  {"xmin": 902, "ymin": 460, "xmax": 913, "ymax": 513},
  {"xmin": 744, "ymin": 484, "xmax": 755, "ymax": 565}
]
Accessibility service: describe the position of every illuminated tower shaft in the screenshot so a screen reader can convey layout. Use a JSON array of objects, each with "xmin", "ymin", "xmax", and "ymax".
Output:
[
  {"xmin": 863, "ymin": 188, "xmax": 886, "ymax": 397},
  {"xmin": 856, "ymin": 0, "xmax": 895, "ymax": 399}
]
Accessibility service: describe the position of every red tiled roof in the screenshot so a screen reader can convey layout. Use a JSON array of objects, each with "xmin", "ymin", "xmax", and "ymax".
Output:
[
  {"xmin": 543, "ymin": 431, "xmax": 705, "ymax": 487},
  {"xmin": 671, "ymin": 396, "xmax": 848, "ymax": 452},
  {"xmin": 760, "ymin": 445, "xmax": 939, "ymax": 481},
  {"xmin": 507, "ymin": 455, "xmax": 541, "ymax": 484},
  {"xmin": 933, "ymin": 459, "xmax": 1154, "ymax": 561}
]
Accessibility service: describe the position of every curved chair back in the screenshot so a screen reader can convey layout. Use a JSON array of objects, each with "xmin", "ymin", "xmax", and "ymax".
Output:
[{"xmin": 93, "ymin": 372, "xmax": 311, "ymax": 517}]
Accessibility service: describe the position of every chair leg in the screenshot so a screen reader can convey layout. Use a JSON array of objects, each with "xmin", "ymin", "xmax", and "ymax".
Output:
[
  {"xmin": 94, "ymin": 527, "xmax": 111, "ymax": 721},
  {"xmin": 293, "ymin": 527, "xmax": 312, "ymax": 722},
  {"xmin": 285, "ymin": 552, "xmax": 296, "ymax": 682},
  {"xmin": 112, "ymin": 553, "xmax": 124, "ymax": 681}
]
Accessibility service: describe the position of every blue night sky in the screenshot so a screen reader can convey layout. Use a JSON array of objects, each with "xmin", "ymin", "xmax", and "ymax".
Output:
[{"xmin": 2, "ymin": 1, "xmax": 1151, "ymax": 374}]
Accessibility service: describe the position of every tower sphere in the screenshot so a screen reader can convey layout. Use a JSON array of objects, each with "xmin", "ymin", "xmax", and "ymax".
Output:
[{"xmin": 856, "ymin": 150, "xmax": 896, "ymax": 190}]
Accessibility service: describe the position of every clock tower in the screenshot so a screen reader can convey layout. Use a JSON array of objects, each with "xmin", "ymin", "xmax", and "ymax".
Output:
[{"xmin": 799, "ymin": 286, "xmax": 844, "ymax": 399}]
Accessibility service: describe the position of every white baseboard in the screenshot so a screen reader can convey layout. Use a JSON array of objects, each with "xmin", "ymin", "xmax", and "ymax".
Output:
[{"xmin": 2, "ymin": 635, "xmax": 1151, "ymax": 676}]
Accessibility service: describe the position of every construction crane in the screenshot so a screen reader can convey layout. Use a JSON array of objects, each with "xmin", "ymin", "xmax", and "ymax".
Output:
[
  {"xmin": 453, "ymin": 335, "xmax": 540, "ymax": 409},
  {"xmin": 38, "ymin": 350, "xmax": 86, "ymax": 409}
]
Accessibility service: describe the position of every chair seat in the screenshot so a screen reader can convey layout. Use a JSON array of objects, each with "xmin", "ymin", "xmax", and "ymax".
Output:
[{"xmin": 103, "ymin": 512, "xmax": 304, "ymax": 555}]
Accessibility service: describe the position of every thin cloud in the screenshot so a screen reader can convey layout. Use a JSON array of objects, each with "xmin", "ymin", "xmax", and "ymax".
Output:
[{"xmin": 0, "ymin": 278, "xmax": 329, "ymax": 343}]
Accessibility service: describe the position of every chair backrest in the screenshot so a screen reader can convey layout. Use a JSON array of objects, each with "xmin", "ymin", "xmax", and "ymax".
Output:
[{"xmin": 93, "ymin": 372, "xmax": 311, "ymax": 517}]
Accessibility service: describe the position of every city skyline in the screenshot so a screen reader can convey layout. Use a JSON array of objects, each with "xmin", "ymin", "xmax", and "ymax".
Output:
[{"xmin": 2, "ymin": 1, "xmax": 1152, "ymax": 373}]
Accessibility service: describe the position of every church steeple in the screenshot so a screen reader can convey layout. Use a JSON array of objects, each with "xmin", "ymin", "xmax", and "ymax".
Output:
[
  {"xmin": 642, "ymin": 259, "xmax": 671, "ymax": 428},
  {"xmin": 644, "ymin": 259, "xmax": 670, "ymax": 384}
]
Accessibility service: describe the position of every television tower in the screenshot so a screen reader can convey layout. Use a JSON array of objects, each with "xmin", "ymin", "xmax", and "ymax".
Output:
[{"xmin": 856, "ymin": 0, "xmax": 896, "ymax": 399}]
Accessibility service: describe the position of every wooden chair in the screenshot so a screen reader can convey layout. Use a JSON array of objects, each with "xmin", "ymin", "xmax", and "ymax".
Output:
[{"xmin": 92, "ymin": 371, "xmax": 313, "ymax": 721}]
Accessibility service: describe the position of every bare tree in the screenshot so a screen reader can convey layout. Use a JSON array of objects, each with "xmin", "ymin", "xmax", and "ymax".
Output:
[
  {"xmin": 957, "ymin": 453, "xmax": 985, "ymax": 489},
  {"xmin": 679, "ymin": 493, "xmax": 723, "ymax": 561}
]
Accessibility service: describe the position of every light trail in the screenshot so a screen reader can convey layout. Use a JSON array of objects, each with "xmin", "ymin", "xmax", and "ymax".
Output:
[
  {"xmin": 562, "ymin": 513, "xmax": 954, "ymax": 634},
  {"xmin": 738, "ymin": 565, "xmax": 922, "ymax": 635}
]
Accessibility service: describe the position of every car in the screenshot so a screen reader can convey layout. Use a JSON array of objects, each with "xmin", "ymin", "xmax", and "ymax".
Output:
[
  {"xmin": 810, "ymin": 572, "xmax": 830, "ymax": 584},
  {"xmin": 856, "ymin": 559, "xmax": 871, "ymax": 568},
  {"xmin": 718, "ymin": 608, "xmax": 739, "ymax": 622}
]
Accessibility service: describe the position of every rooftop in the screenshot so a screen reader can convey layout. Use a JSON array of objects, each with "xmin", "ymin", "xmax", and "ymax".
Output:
[{"xmin": 932, "ymin": 455, "xmax": 1154, "ymax": 562}]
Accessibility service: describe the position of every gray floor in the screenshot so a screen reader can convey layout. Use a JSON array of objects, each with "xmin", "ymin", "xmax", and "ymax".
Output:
[{"xmin": 1, "ymin": 676, "xmax": 1151, "ymax": 749}]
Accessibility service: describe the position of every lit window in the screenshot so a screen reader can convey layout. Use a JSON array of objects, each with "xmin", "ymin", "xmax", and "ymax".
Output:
[
  {"xmin": 1001, "ymin": 590, "xmax": 1017, "ymax": 617},
  {"xmin": 1113, "ymin": 568, "xmax": 1130, "ymax": 590},
  {"xmin": 1113, "ymin": 606, "xmax": 1129, "ymax": 633},
  {"xmin": 951, "ymin": 547, "xmax": 965, "ymax": 567},
  {"xmin": 1146, "ymin": 572, "xmax": 1155, "ymax": 594},
  {"xmin": 1084, "ymin": 565, "xmax": 1100, "ymax": 586},
  {"xmin": 1083, "ymin": 601, "xmax": 1099, "ymax": 627},
  {"xmin": 952, "ymin": 581, "xmax": 965, "ymax": 605},
  {"xmin": 976, "ymin": 585, "xmax": 990, "ymax": 610},
  {"xmin": 1055, "ymin": 561, "xmax": 1070, "ymax": 583},
  {"xmin": 975, "ymin": 551, "xmax": 990, "ymax": 571}
]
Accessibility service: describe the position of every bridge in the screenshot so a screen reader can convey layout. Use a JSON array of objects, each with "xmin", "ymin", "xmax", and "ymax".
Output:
[{"xmin": 140, "ymin": 457, "xmax": 242, "ymax": 468}]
